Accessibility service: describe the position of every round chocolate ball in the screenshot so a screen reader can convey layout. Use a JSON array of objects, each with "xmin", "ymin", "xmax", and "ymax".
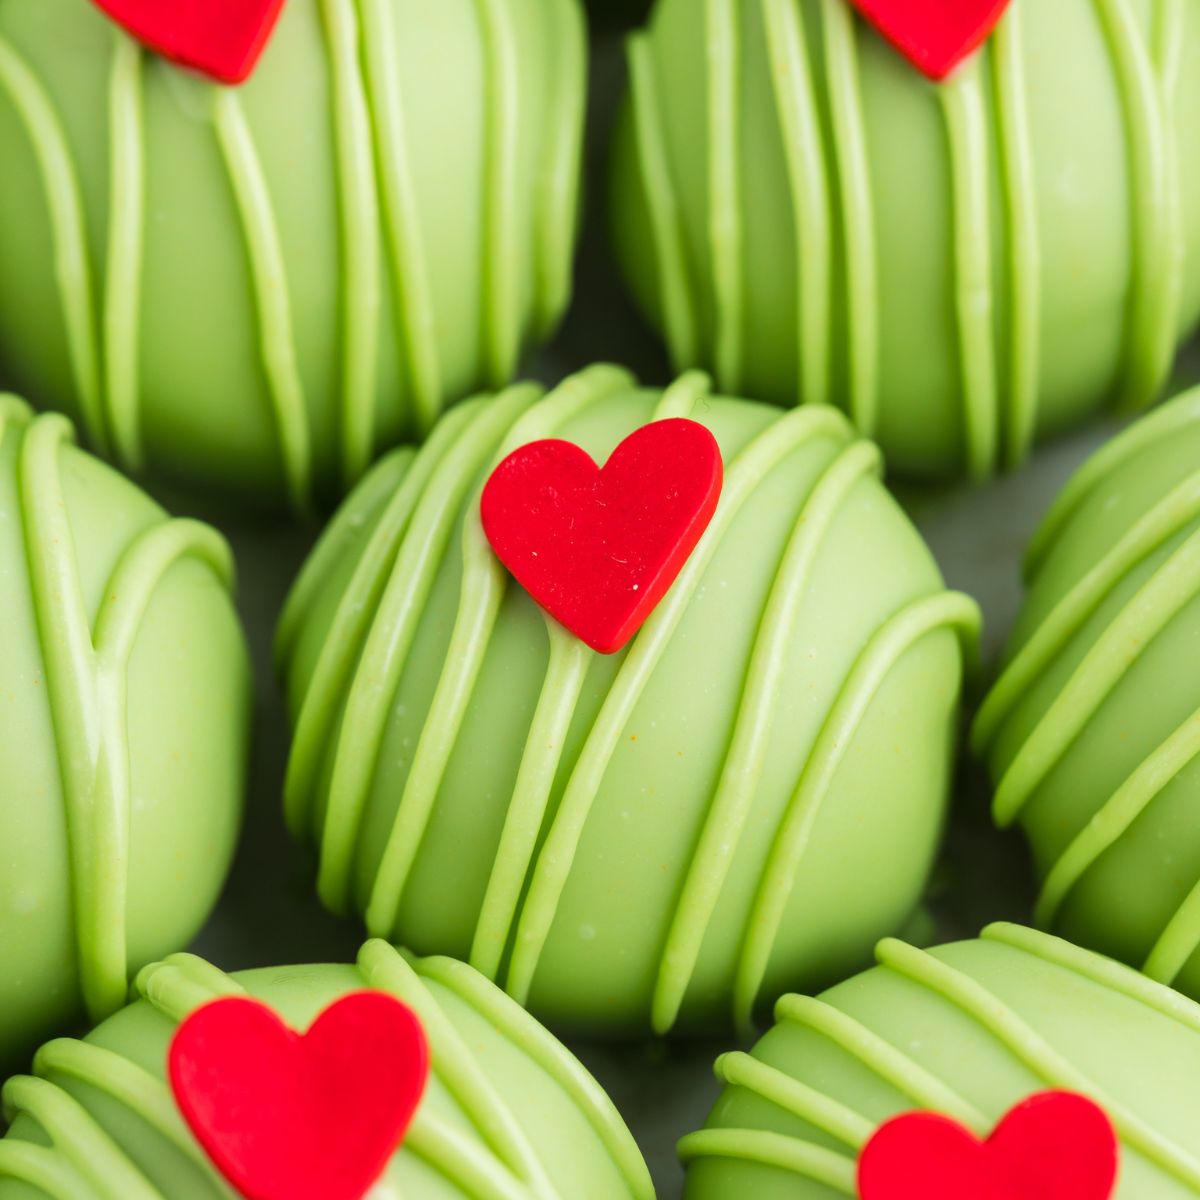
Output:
[
  {"xmin": 975, "ymin": 384, "xmax": 1200, "ymax": 1001},
  {"xmin": 276, "ymin": 363, "xmax": 980, "ymax": 1037},
  {"xmin": 0, "ymin": 397, "xmax": 250, "ymax": 1075},
  {"xmin": 610, "ymin": 0, "xmax": 1200, "ymax": 480},
  {"xmin": 0, "ymin": 0, "xmax": 586, "ymax": 511},
  {"xmin": 681, "ymin": 924, "xmax": 1200, "ymax": 1198},
  {"xmin": 0, "ymin": 941, "xmax": 654, "ymax": 1199}
]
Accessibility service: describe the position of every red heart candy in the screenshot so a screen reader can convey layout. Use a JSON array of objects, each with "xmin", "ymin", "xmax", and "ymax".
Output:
[
  {"xmin": 481, "ymin": 418, "xmax": 723, "ymax": 655},
  {"xmin": 169, "ymin": 992, "xmax": 429, "ymax": 1200},
  {"xmin": 89, "ymin": 0, "xmax": 286, "ymax": 86},
  {"xmin": 858, "ymin": 1091, "xmax": 1119, "ymax": 1200},
  {"xmin": 849, "ymin": 0, "xmax": 1011, "ymax": 81}
]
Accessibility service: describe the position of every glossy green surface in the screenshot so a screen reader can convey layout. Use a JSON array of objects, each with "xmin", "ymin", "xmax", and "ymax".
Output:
[
  {"xmin": 975, "ymin": 384, "xmax": 1200, "ymax": 1001},
  {"xmin": 277, "ymin": 365, "xmax": 980, "ymax": 1038},
  {"xmin": 610, "ymin": 0, "xmax": 1200, "ymax": 480},
  {"xmin": 0, "ymin": 942, "xmax": 653, "ymax": 1199},
  {"xmin": 0, "ymin": 398, "xmax": 250, "ymax": 1078},
  {"xmin": 681, "ymin": 924, "xmax": 1200, "ymax": 1198},
  {"xmin": 0, "ymin": 0, "xmax": 585, "ymax": 511}
]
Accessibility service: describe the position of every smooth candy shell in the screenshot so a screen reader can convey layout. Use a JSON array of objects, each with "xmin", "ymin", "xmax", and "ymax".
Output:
[
  {"xmin": 611, "ymin": 0, "xmax": 1200, "ymax": 479},
  {"xmin": 681, "ymin": 925, "xmax": 1200, "ymax": 1199},
  {"xmin": 0, "ymin": 0, "xmax": 585, "ymax": 509},
  {"xmin": 277, "ymin": 367, "xmax": 978, "ymax": 1036},
  {"xmin": 0, "ymin": 945, "xmax": 653, "ymax": 1200},
  {"xmin": 975, "ymin": 384, "xmax": 1200, "ymax": 1002},
  {"xmin": 0, "ymin": 399, "xmax": 250, "ymax": 1076}
]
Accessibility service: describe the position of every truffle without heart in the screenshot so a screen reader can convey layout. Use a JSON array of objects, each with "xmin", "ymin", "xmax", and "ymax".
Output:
[
  {"xmin": 611, "ymin": 0, "xmax": 1200, "ymax": 479},
  {"xmin": 0, "ymin": 0, "xmax": 585, "ymax": 510},
  {"xmin": 975, "ymin": 384, "xmax": 1200, "ymax": 1002},
  {"xmin": 0, "ymin": 396, "xmax": 250, "ymax": 1077},
  {"xmin": 276, "ymin": 364, "xmax": 980, "ymax": 1037},
  {"xmin": 0, "ymin": 942, "xmax": 653, "ymax": 1200},
  {"xmin": 681, "ymin": 924, "xmax": 1200, "ymax": 1198}
]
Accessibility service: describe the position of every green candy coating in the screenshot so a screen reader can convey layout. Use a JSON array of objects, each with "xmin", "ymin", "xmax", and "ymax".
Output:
[
  {"xmin": 681, "ymin": 924, "xmax": 1200, "ymax": 1198},
  {"xmin": 0, "ymin": 397, "xmax": 250, "ymax": 1076},
  {"xmin": 0, "ymin": 942, "xmax": 654, "ymax": 1199},
  {"xmin": 610, "ymin": 0, "xmax": 1200, "ymax": 480},
  {"xmin": 975, "ymin": 385, "xmax": 1200, "ymax": 1001},
  {"xmin": 0, "ymin": 0, "xmax": 585, "ymax": 511},
  {"xmin": 276, "ymin": 364, "xmax": 980, "ymax": 1037}
]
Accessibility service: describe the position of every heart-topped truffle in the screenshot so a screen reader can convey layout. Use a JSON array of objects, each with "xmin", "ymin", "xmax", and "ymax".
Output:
[
  {"xmin": 169, "ymin": 992, "xmax": 429, "ymax": 1200},
  {"xmin": 848, "ymin": 0, "xmax": 1011, "ymax": 81},
  {"xmin": 481, "ymin": 418, "xmax": 723, "ymax": 654},
  {"xmin": 858, "ymin": 1091, "xmax": 1119, "ymax": 1200},
  {"xmin": 89, "ymin": 0, "xmax": 286, "ymax": 85}
]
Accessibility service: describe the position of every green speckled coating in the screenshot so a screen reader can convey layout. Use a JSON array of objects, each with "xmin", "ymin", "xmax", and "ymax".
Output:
[
  {"xmin": 610, "ymin": 0, "xmax": 1200, "ymax": 480},
  {"xmin": 0, "ymin": 0, "xmax": 586, "ymax": 512},
  {"xmin": 974, "ymin": 384, "xmax": 1200, "ymax": 1002},
  {"xmin": 0, "ymin": 942, "xmax": 654, "ymax": 1199},
  {"xmin": 681, "ymin": 924, "xmax": 1200, "ymax": 1198},
  {"xmin": 276, "ymin": 364, "xmax": 980, "ymax": 1038},
  {"xmin": 0, "ymin": 397, "xmax": 250, "ymax": 1077}
]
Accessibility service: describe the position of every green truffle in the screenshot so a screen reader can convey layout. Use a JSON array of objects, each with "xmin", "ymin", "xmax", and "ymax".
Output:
[
  {"xmin": 681, "ymin": 924, "xmax": 1200, "ymax": 1198},
  {"xmin": 0, "ymin": 397, "xmax": 250, "ymax": 1076},
  {"xmin": 610, "ymin": 0, "xmax": 1200, "ymax": 480},
  {"xmin": 276, "ymin": 364, "xmax": 980, "ymax": 1038},
  {"xmin": 975, "ymin": 385, "xmax": 1200, "ymax": 1002},
  {"xmin": 0, "ymin": 941, "xmax": 654, "ymax": 1199},
  {"xmin": 0, "ymin": 0, "xmax": 586, "ymax": 511}
]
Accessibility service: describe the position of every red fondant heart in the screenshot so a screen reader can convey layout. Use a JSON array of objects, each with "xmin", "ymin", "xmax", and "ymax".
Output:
[
  {"xmin": 858, "ymin": 1091, "xmax": 1119, "ymax": 1200},
  {"xmin": 169, "ymin": 992, "xmax": 429, "ymax": 1200},
  {"xmin": 481, "ymin": 418, "xmax": 723, "ymax": 655},
  {"xmin": 849, "ymin": 0, "xmax": 1011, "ymax": 81},
  {"xmin": 90, "ymin": 0, "xmax": 286, "ymax": 85}
]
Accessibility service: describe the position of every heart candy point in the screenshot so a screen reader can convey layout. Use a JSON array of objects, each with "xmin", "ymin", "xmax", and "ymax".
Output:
[
  {"xmin": 169, "ymin": 992, "xmax": 429, "ymax": 1200},
  {"xmin": 90, "ymin": 0, "xmax": 287, "ymax": 86},
  {"xmin": 481, "ymin": 418, "xmax": 724, "ymax": 654},
  {"xmin": 848, "ymin": 0, "xmax": 1012, "ymax": 81},
  {"xmin": 858, "ymin": 1090, "xmax": 1119, "ymax": 1200}
]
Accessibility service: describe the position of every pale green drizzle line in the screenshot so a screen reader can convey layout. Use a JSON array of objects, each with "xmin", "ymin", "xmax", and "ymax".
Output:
[
  {"xmin": 625, "ymin": 32, "xmax": 699, "ymax": 368},
  {"xmin": 761, "ymin": 0, "xmax": 833, "ymax": 409},
  {"xmin": 1023, "ymin": 385, "xmax": 1200, "ymax": 577},
  {"xmin": 320, "ymin": 385, "xmax": 542, "ymax": 916},
  {"xmin": 733, "ymin": 591, "xmax": 981, "ymax": 1033},
  {"xmin": 358, "ymin": 942, "xmax": 556, "ymax": 1199},
  {"xmin": 940, "ymin": 59, "xmax": 999, "ymax": 481},
  {"xmin": 991, "ymin": 3, "xmax": 1041, "ymax": 470},
  {"xmin": 773, "ymin": 993, "xmax": 987, "ymax": 1131},
  {"xmin": 134, "ymin": 953, "xmax": 245, "ymax": 1023},
  {"xmin": 279, "ymin": 421, "xmax": 471, "ymax": 842},
  {"xmin": 532, "ymin": 0, "xmax": 587, "ymax": 340},
  {"xmin": 820, "ymin": 0, "xmax": 879, "ymax": 437},
  {"xmin": 1093, "ymin": 0, "xmax": 1179, "ymax": 414},
  {"xmin": 1146, "ymin": 881, "xmax": 1200, "ymax": 987},
  {"xmin": 677, "ymin": 1129, "xmax": 856, "ymax": 1194},
  {"xmin": 878, "ymin": 938, "xmax": 1200, "ymax": 1186},
  {"xmin": 989, "ymin": 524, "xmax": 1200, "ymax": 828},
  {"xmin": 16, "ymin": 414, "xmax": 235, "ymax": 1024},
  {"xmin": 1036, "ymin": 709, "xmax": 1200, "ymax": 930},
  {"xmin": 320, "ymin": 0, "xmax": 382, "ymax": 489},
  {"xmin": 475, "ymin": 0, "xmax": 523, "ymax": 388},
  {"xmin": 0, "ymin": 39, "xmax": 105, "ymax": 451},
  {"xmin": 974, "ymin": 460, "xmax": 1200, "ymax": 752},
  {"xmin": 713, "ymin": 1050, "xmax": 874, "ymax": 1149},
  {"xmin": 357, "ymin": 0, "xmax": 441, "ymax": 435},
  {"xmin": 212, "ymin": 90, "xmax": 312, "ymax": 513},
  {"xmin": 0, "ymin": 1141, "xmax": 91, "ymax": 1199},
  {"xmin": 502, "ymin": 403, "xmax": 894, "ymax": 1010},
  {"xmin": 103, "ymin": 35, "xmax": 146, "ymax": 471},
  {"xmin": 365, "ymin": 366, "xmax": 636, "ymax": 941},
  {"xmin": 415, "ymin": 952, "xmax": 655, "ymax": 1200},
  {"xmin": 652, "ymin": 434, "xmax": 884, "ymax": 1034},
  {"xmin": 706, "ymin": 0, "xmax": 745, "ymax": 394}
]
